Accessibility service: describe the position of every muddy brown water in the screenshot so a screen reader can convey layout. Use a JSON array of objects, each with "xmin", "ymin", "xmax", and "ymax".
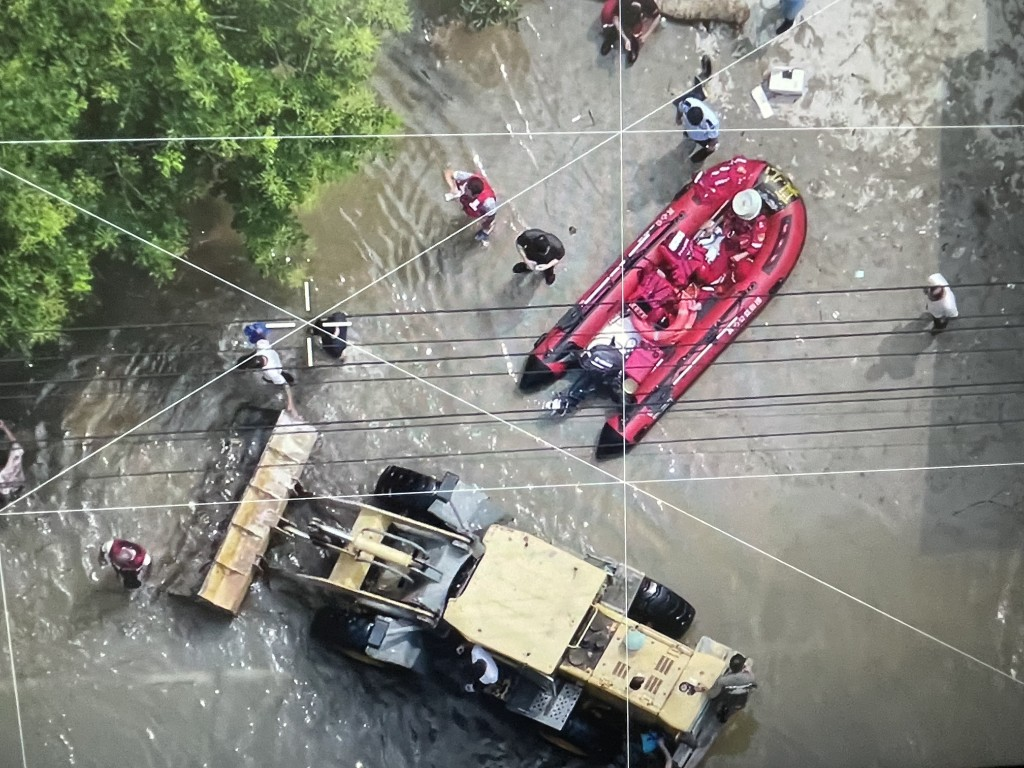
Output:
[{"xmin": 1, "ymin": 1, "xmax": 1023, "ymax": 766}]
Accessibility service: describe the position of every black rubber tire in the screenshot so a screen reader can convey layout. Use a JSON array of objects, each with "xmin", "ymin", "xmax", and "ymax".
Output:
[
  {"xmin": 628, "ymin": 577, "xmax": 696, "ymax": 638},
  {"xmin": 540, "ymin": 709, "xmax": 621, "ymax": 762},
  {"xmin": 310, "ymin": 607, "xmax": 374, "ymax": 655},
  {"xmin": 372, "ymin": 465, "xmax": 441, "ymax": 518}
]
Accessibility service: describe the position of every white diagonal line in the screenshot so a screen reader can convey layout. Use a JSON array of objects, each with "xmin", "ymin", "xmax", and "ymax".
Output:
[
  {"xmin": 3, "ymin": 0, "xmax": 1017, "ymax": 690},
  {"xmin": 0, "ymin": 553, "xmax": 28, "ymax": 768}
]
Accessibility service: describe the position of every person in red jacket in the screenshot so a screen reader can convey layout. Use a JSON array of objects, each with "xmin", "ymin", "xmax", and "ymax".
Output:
[
  {"xmin": 716, "ymin": 189, "xmax": 767, "ymax": 260},
  {"xmin": 99, "ymin": 538, "xmax": 151, "ymax": 590},
  {"xmin": 444, "ymin": 167, "xmax": 498, "ymax": 243},
  {"xmin": 691, "ymin": 189, "xmax": 768, "ymax": 292},
  {"xmin": 600, "ymin": 0, "xmax": 661, "ymax": 65}
]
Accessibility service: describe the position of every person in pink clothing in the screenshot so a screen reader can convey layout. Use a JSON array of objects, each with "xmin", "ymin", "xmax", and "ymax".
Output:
[{"xmin": 99, "ymin": 538, "xmax": 151, "ymax": 590}]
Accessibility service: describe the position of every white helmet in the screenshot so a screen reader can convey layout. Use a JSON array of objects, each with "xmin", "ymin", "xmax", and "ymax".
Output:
[{"xmin": 731, "ymin": 189, "xmax": 762, "ymax": 221}]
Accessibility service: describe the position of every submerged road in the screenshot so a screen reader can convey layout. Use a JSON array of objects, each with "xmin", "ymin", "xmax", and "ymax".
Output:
[{"xmin": 1, "ymin": 0, "xmax": 1023, "ymax": 766}]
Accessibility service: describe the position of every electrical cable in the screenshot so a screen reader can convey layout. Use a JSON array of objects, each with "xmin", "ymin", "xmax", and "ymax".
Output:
[
  {"xmin": 1, "ymin": 0, "xmax": 1018, "ymax": 697},
  {"xmin": 3, "ymin": 311, "xmax": 1018, "ymax": 366},
  {"xmin": 0, "ymin": 344, "xmax": 1020, "ymax": 404},
  {"xmin": 2, "ymin": 321, "xmax": 1022, "ymax": 392},
  {"xmin": 2, "ymin": 279, "xmax": 1019, "ymax": 337},
  {"xmin": 2, "ymin": 378, "xmax": 1018, "ymax": 450},
  {"xmin": 38, "ymin": 411, "xmax": 1024, "ymax": 484}
]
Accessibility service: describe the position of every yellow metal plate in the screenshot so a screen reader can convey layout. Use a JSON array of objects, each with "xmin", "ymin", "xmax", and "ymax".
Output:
[
  {"xmin": 442, "ymin": 525, "xmax": 608, "ymax": 675},
  {"xmin": 658, "ymin": 651, "xmax": 729, "ymax": 732},
  {"xmin": 585, "ymin": 623, "xmax": 690, "ymax": 717}
]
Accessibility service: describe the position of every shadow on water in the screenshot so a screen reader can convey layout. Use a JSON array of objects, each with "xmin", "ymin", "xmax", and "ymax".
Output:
[{"xmin": 863, "ymin": 320, "xmax": 933, "ymax": 381}]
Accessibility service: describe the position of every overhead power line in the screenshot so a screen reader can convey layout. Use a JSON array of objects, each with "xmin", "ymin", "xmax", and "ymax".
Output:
[
  {"xmin": 51, "ymin": 412, "xmax": 1024, "ymax": 485},
  {"xmin": 3, "ymin": 279, "xmax": 1020, "ymax": 338},
  {"xmin": 0, "ymin": 345, "xmax": 1020, "ymax": 405},
  {"xmin": 0, "ymin": 310, "xmax": 1019, "ymax": 367},
  {"xmin": 2, "ymin": 320, "xmax": 1022, "ymax": 394},
  {"xmin": 1, "ymin": 378, "xmax": 1019, "ymax": 449}
]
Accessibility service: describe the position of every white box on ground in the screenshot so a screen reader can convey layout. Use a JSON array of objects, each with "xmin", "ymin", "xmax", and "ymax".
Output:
[
  {"xmin": 751, "ymin": 85, "xmax": 774, "ymax": 118},
  {"xmin": 767, "ymin": 67, "xmax": 807, "ymax": 96}
]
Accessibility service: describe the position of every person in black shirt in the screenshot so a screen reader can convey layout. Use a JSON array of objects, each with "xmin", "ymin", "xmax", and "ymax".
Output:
[
  {"xmin": 311, "ymin": 312, "xmax": 350, "ymax": 360},
  {"xmin": 512, "ymin": 229, "xmax": 565, "ymax": 285}
]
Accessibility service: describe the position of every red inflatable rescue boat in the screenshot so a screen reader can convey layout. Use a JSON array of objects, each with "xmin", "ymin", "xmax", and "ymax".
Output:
[{"xmin": 518, "ymin": 157, "xmax": 807, "ymax": 458}]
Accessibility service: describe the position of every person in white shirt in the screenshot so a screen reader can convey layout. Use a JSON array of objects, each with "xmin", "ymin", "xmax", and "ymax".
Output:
[
  {"xmin": 456, "ymin": 643, "xmax": 500, "ymax": 693},
  {"xmin": 254, "ymin": 340, "xmax": 297, "ymax": 414},
  {"xmin": 924, "ymin": 273, "xmax": 958, "ymax": 333},
  {"xmin": 0, "ymin": 420, "xmax": 26, "ymax": 502}
]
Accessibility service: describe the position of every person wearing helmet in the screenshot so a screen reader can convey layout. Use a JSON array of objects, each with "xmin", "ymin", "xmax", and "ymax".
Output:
[
  {"xmin": 715, "ymin": 188, "xmax": 768, "ymax": 264},
  {"xmin": 243, "ymin": 321, "xmax": 269, "ymax": 345},
  {"xmin": 444, "ymin": 167, "xmax": 498, "ymax": 243},
  {"xmin": 99, "ymin": 538, "xmax": 151, "ymax": 590}
]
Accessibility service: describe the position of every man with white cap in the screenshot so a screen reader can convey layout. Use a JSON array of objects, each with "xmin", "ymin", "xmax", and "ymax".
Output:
[
  {"xmin": 685, "ymin": 189, "xmax": 768, "ymax": 291},
  {"xmin": 716, "ymin": 188, "xmax": 768, "ymax": 263},
  {"xmin": 924, "ymin": 273, "xmax": 958, "ymax": 333}
]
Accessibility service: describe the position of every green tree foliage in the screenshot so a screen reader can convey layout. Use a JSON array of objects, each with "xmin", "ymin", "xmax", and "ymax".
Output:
[
  {"xmin": 0, "ymin": 0, "xmax": 410, "ymax": 351},
  {"xmin": 459, "ymin": 0, "xmax": 521, "ymax": 30}
]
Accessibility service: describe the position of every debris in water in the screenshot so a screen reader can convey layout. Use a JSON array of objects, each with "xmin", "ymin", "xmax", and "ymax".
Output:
[
  {"xmin": 569, "ymin": 226, "xmax": 577, "ymax": 235},
  {"xmin": 854, "ymin": 270, "xmax": 865, "ymax": 278},
  {"xmin": 751, "ymin": 85, "xmax": 773, "ymax": 119},
  {"xmin": 571, "ymin": 114, "xmax": 582, "ymax": 123}
]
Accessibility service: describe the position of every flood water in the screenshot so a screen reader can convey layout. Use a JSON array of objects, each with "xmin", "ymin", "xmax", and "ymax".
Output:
[{"xmin": 1, "ymin": 0, "xmax": 1023, "ymax": 767}]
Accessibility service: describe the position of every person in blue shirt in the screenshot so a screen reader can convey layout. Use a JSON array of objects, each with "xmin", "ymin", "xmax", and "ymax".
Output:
[
  {"xmin": 776, "ymin": 0, "xmax": 806, "ymax": 34},
  {"xmin": 673, "ymin": 56, "xmax": 720, "ymax": 163},
  {"xmin": 626, "ymin": 730, "xmax": 674, "ymax": 768}
]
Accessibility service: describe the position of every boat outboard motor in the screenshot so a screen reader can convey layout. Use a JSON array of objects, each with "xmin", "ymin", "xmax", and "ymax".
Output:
[{"xmin": 544, "ymin": 344, "xmax": 625, "ymax": 417}]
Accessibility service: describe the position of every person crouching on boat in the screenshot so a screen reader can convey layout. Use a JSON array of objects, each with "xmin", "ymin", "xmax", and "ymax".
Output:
[
  {"xmin": 685, "ymin": 189, "xmax": 767, "ymax": 291},
  {"xmin": 444, "ymin": 167, "xmax": 498, "ymax": 244},
  {"xmin": 99, "ymin": 538, "xmax": 151, "ymax": 590},
  {"xmin": 716, "ymin": 189, "xmax": 767, "ymax": 263}
]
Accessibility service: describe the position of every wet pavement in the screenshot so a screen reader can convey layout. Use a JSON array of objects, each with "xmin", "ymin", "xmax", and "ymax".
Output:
[{"xmin": 1, "ymin": 0, "xmax": 1023, "ymax": 766}]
